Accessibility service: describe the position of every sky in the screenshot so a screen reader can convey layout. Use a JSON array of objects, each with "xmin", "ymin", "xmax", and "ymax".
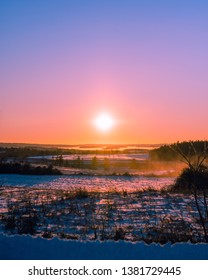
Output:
[{"xmin": 1, "ymin": 0, "xmax": 208, "ymax": 145}]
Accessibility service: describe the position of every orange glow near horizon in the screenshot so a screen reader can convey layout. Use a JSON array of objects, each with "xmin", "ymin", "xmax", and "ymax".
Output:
[
  {"xmin": 1, "ymin": 2, "xmax": 208, "ymax": 145},
  {"xmin": 1, "ymin": 97, "xmax": 208, "ymax": 145}
]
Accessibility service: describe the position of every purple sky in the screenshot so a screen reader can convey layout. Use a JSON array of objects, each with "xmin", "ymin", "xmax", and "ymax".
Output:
[{"xmin": 1, "ymin": 0, "xmax": 208, "ymax": 144}]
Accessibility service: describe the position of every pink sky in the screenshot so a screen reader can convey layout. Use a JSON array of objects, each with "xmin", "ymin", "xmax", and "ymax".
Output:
[{"xmin": 1, "ymin": 1, "xmax": 208, "ymax": 144}]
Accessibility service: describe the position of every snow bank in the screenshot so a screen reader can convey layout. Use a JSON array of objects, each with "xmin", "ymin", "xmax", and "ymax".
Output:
[{"xmin": 0, "ymin": 234, "xmax": 208, "ymax": 260}]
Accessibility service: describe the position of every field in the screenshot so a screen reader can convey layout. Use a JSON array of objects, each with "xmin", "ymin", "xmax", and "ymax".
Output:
[
  {"xmin": 0, "ymin": 174, "xmax": 205, "ymax": 243},
  {"xmin": 1, "ymin": 143, "xmax": 208, "ymax": 244}
]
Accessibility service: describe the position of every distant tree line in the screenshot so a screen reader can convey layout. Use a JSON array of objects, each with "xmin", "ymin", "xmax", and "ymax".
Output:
[
  {"xmin": 0, "ymin": 146, "xmax": 147, "ymax": 160},
  {"xmin": 149, "ymin": 141, "xmax": 208, "ymax": 161},
  {"xmin": 0, "ymin": 147, "xmax": 66, "ymax": 159},
  {"xmin": 0, "ymin": 162, "xmax": 62, "ymax": 175},
  {"xmin": 54, "ymin": 156, "xmax": 100, "ymax": 170},
  {"xmin": 53, "ymin": 155, "xmax": 143, "ymax": 171}
]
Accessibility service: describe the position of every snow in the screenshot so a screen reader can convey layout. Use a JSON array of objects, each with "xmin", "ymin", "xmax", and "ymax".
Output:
[
  {"xmin": 0, "ymin": 234, "xmax": 208, "ymax": 260},
  {"xmin": 0, "ymin": 179, "xmax": 204, "ymax": 242},
  {"xmin": 0, "ymin": 174, "xmax": 173, "ymax": 191}
]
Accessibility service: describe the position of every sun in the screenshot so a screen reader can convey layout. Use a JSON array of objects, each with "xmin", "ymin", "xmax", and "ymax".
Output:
[{"xmin": 94, "ymin": 113, "xmax": 115, "ymax": 132}]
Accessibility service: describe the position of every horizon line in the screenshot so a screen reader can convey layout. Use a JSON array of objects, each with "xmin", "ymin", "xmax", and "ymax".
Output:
[{"xmin": 0, "ymin": 142, "xmax": 167, "ymax": 147}]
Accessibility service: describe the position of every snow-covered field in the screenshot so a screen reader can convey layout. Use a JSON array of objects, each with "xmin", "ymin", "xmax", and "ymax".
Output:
[
  {"xmin": 0, "ymin": 174, "xmax": 173, "ymax": 191},
  {"xmin": 1, "ymin": 174, "xmax": 208, "ymax": 259},
  {"xmin": 0, "ymin": 174, "xmax": 205, "ymax": 243}
]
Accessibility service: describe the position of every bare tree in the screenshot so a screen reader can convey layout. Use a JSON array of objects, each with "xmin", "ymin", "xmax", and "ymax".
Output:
[{"xmin": 171, "ymin": 141, "xmax": 208, "ymax": 241}]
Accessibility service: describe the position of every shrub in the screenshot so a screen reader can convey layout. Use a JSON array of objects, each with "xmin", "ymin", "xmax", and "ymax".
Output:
[
  {"xmin": 171, "ymin": 166, "xmax": 208, "ymax": 193},
  {"xmin": 73, "ymin": 187, "xmax": 89, "ymax": 199}
]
